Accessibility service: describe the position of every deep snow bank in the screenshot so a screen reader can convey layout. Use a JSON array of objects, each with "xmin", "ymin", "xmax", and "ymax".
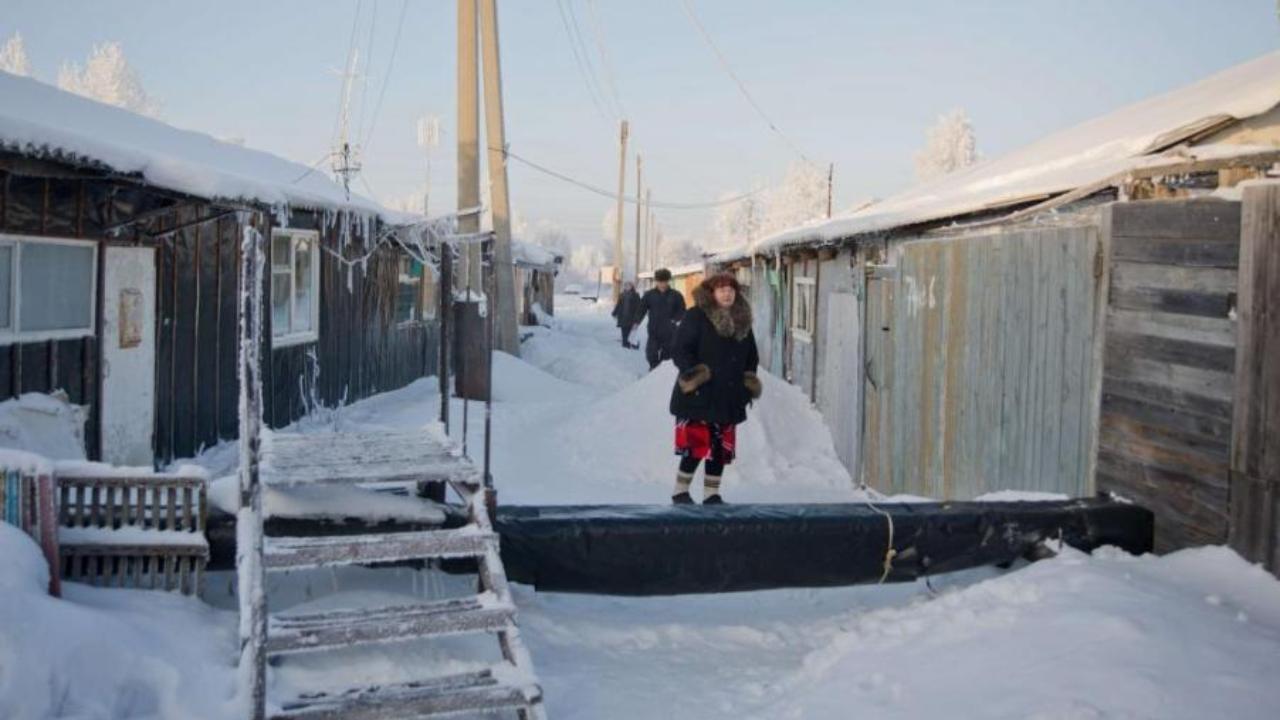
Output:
[
  {"xmin": 0, "ymin": 524, "xmax": 237, "ymax": 720},
  {"xmin": 519, "ymin": 544, "xmax": 1280, "ymax": 720}
]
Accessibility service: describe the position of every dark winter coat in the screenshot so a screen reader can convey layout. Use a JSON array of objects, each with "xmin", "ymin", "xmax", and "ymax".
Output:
[
  {"xmin": 635, "ymin": 287, "xmax": 686, "ymax": 341},
  {"xmin": 611, "ymin": 288, "xmax": 642, "ymax": 328},
  {"xmin": 669, "ymin": 284, "xmax": 760, "ymax": 425}
]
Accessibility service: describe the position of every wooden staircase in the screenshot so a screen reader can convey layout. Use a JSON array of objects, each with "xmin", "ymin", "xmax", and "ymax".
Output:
[{"xmin": 235, "ymin": 226, "xmax": 544, "ymax": 720}]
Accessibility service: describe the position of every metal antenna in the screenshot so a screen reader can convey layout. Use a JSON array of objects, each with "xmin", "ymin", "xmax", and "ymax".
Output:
[{"xmin": 332, "ymin": 46, "xmax": 364, "ymax": 198}]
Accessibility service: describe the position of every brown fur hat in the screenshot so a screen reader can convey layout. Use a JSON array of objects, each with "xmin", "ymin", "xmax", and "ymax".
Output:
[{"xmin": 694, "ymin": 273, "xmax": 752, "ymax": 341}]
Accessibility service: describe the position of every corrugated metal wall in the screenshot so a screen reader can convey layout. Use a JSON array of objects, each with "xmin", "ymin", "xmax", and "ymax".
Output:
[{"xmin": 864, "ymin": 223, "xmax": 1107, "ymax": 498}]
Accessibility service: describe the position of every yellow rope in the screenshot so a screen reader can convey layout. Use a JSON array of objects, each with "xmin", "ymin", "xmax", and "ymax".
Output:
[{"xmin": 863, "ymin": 498, "xmax": 897, "ymax": 584}]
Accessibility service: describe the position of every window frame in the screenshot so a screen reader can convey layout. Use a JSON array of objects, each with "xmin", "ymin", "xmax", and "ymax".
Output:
[
  {"xmin": 395, "ymin": 254, "xmax": 438, "ymax": 328},
  {"xmin": 0, "ymin": 233, "xmax": 99, "ymax": 346},
  {"xmin": 791, "ymin": 275, "xmax": 816, "ymax": 343},
  {"xmin": 270, "ymin": 228, "xmax": 321, "ymax": 348}
]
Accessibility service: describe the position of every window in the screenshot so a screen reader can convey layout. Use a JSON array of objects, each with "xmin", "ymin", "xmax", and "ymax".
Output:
[
  {"xmin": 271, "ymin": 229, "xmax": 319, "ymax": 346},
  {"xmin": 0, "ymin": 235, "xmax": 97, "ymax": 345},
  {"xmin": 395, "ymin": 255, "xmax": 438, "ymax": 325},
  {"xmin": 792, "ymin": 275, "xmax": 816, "ymax": 341}
]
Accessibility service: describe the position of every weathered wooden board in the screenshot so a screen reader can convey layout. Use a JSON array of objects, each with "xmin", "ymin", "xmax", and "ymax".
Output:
[
  {"xmin": 1097, "ymin": 199, "xmax": 1242, "ymax": 552},
  {"xmin": 1229, "ymin": 185, "xmax": 1280, "ymax": 575}
]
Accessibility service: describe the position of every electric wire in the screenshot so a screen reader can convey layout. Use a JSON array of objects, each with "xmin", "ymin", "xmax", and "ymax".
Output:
[
  {"xmin": 679, "ymin": 0, "xmax": 814, "ymax": 166},
  {"xmin": 361, "ymin": 0, "xmax": 409, "ymax": 155},
  {"xmin": 554, "ymin": 0, "xmax": 612, "ymax": 122}
]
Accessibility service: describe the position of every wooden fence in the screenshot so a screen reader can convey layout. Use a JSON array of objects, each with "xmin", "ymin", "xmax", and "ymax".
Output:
[{"xmin": 1095, "ymin": 199, "xmax": 1241, "ymax": 551}]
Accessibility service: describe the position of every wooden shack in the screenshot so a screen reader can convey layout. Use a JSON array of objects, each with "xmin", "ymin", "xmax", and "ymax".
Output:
[
  {"xmin": 0, "ymin": 72, "xmax": 444, "ymax": 467},
  {"xmin": 711, "ymin": 51, "xmax": 1280, "ymax": 567}
]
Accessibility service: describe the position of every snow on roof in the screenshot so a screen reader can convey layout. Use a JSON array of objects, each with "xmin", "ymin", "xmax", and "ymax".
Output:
[
  {"xmin": 0, "ymin": 72, "xmax": 396, "ymax": 220},
  {"xmin": 512, "ymin": 238, "xmax": 560, "ymax": 267},
  {"xmin": 720, "ymin": 50, "xmax": 1280, "ymax": 261}
]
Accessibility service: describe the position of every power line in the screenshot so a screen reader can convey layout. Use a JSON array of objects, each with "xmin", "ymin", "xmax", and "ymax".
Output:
[
  {"xmin": 565, "ymin": 0, "xmax": 620, "ymax": 119},
  {"xmin": 554, "ymin": 0, "xmax": 611, "ymax": 122},
  {"xmin": 500, "ymin": 146, "xmax": 762, "ymax": 210},
  {"xmin": 361, "ymin": 0, "xmax": 409, "ymax": 155},
  {"xmin": 679, "ymin": 0, "xmax": 814, "ymax": 166},
  {"xmin": 583, "ymin": 0, "xmax": 626, "ymax": 118},
  {"xmin": 356, "ymin": 0, "xmax": 379, "ymax": 143}
]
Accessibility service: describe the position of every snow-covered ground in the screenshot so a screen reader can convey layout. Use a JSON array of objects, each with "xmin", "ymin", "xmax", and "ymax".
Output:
[{"xmin": 4, "ymin": 295, "xmax": 1280, "ymax": 719}]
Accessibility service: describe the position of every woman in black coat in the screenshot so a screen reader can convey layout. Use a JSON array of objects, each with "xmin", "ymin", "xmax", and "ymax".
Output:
[{"xmin": 668, "ymin": 273, "xmax": 761, "ymax": 504}]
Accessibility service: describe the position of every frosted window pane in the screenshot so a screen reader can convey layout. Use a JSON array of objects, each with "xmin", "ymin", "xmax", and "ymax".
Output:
[
  {"xmin": 272, "ymin": 235, "xmax": 291, "ymax": 271},
  {"xmin": 272, "ymin": 272, "xmax": 291, "ymax": 334},
  {"xmin": 0, "ymin": 246, "xmax": 11, "ymax": 329},
  {"xmin": 20, "ymin": 242, "xmax": 93, "ymax": 331},
  {"xmin": 293, "ymin": 238, "xmax": 313, "ymax": 332}
]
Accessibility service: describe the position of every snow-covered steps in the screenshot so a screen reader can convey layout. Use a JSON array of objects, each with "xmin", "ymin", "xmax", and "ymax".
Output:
[
  {"xmin": 263, "ymin": 527, "xmax": 497, "ymax": 570},
  {"xmin": 272, "ymin": 664, "xmax": 543, "ymax": 720},
  {"xmin": 261, "ymin": 429, "xmax": 481, "ymax": 487},
  {"xmin": 266, "ymin": 592, "xmax": 516, "ymax": 655}
]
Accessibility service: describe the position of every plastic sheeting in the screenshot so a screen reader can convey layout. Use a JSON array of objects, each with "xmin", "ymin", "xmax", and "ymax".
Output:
[{"xmin": 495, "ymin": 499, "xmax": 1154, "ymax": 595}]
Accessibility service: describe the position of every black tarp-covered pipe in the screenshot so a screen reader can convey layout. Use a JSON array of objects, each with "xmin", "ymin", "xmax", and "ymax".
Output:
[{"xmin": 493, "ymin": 499, "xmax": 1154, "ymax": 595}]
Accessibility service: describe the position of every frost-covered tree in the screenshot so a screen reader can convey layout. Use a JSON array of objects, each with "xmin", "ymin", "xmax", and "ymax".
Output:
[
  {"xmin": 763, "ymin": 162, "xmax": 828, "ymax": 236},
  {"xmin": 57, "ymin": 42, "xmax": 160, "ymax": 117},
  {"xmin": 0, "ymin": 32, "xmax": 32, "ymax": 77},
  {"xmin": 914, "ymin": 108, "xmax": 978, "ymax": 182},
  {"xmin": 714, "ymin": 191, "xmax": 764, "ymax": 251}
]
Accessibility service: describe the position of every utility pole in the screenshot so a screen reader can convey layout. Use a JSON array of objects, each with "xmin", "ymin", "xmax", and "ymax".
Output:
[
  {"xmin": 457, "ymin": 0, "xmax": 481, "ymax": 288},
  {"xmin": 613, "ymin": 120, "xmax": 629, "ymax": 302},
  {"xmin": 645, "ymin": 188, "xmax": 653, "ymax": 272},
  {"xmin": 826, "ymin": 162, "xmax": 834, "ymax": 219},
  {"xmin": 479, "ymin": 0, "xmax": 519, "ymax": 354},
  {"xmin": 332, "ymin": 48, "xmax": 363, "ymax": 198},
  {"xmin": 416, "ymin": 115, "xmax": 441, "ymax": 215},
  {"xmin": 634, "ymin": 153, "xmax": 642, "ymax": 282}
]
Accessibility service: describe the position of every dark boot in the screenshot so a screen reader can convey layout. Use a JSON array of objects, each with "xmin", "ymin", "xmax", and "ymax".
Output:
[
  {"xmin": 703, "ymin": 494, "xmax": 725, "ymax": 505},
  {"xmin": 672, "ymin": 492, "xmax": 695, "ymax": 505}
]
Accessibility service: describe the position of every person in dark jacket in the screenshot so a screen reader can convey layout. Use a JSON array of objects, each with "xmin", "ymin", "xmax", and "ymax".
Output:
[
  {"xmin": 634, "ymin": 268, "xmax": 686, "ymax": 369},
  {"xmin": 668, "ymin": 272, "xmax": 760, "ymax": 504},
  {"xmin": 611, "ymin": 282, "xmax": 642, "ymax": 348}
]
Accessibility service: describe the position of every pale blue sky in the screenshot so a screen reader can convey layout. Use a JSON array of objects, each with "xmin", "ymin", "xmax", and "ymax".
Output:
[{"xmin": 5, "ymin": 1, "xmax": 1278, "ymax": 245}]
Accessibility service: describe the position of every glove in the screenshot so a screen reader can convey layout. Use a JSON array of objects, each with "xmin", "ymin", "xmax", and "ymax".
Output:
[
  {"xmin": 678, "ymin": 364, "xmax": 712, "ymax": 394},
  {"xmin": 744, "ymin": 371, "xmax": 762, "ymax": 399}
]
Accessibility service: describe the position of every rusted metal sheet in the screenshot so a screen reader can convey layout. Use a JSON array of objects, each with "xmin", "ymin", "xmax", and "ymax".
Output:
[{"xmin": 864, "ymin": 223, "xmax": 1105, "ymax": 499}]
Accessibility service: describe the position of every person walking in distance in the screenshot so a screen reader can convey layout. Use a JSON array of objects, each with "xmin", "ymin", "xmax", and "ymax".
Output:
[
  {"xmin": 611, "ymin": 281, "xmax": 642, "ymax": 349},
  {"xmin": 668, "ymin": 272, "xmax": 761, "ymax": 504},
  {"xmin": 634, "ymin": 268, "xmax": 686, "ymax": 370}
]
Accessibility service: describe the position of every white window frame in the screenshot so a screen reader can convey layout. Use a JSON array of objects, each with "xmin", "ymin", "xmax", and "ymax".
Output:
[
  {"xmin": 792, "ymin": 275, "xmax": 816, "ymax": 342},
  {"xmin": 0, "ymin": 233, "xmax": 98, "ymax": 346},
  {"xmin": 270, "ymin": 228, "xmax": 321, "ymax": 348}
]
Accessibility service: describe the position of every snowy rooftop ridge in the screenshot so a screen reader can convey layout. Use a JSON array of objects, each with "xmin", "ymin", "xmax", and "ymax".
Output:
[
  {"xmin": 718, "ymin": 50, "xmax": 1280, "ymax": 261},
  {"xmin": 0, "ymin": 72, "xmax": 396, "ymax": 220}
]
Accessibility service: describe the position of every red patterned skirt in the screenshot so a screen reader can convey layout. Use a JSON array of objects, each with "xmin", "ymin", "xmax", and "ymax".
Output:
[{"xmin": 674, "ymin": 419, "xmax": 737, "ymax": 464}]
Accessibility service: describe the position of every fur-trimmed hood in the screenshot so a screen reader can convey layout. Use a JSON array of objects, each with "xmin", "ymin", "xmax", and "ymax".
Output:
[{"xmin": 693, "ymin": 283, "xmax": 753, "ymax": 341}]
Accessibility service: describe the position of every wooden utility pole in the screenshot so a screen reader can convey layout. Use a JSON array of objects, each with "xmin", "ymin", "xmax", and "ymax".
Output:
[
  {"xmin": 645, "ymin": 188, "xmax": 653, "ymax": 272},
  {"xmin": 457, "ymin": 0, "xmax": 481, "ymax": 288},
  {"xmin": 479, "ymin": 0, "xmax": 519, "ymax": 354},
  {"xmin": 826, "ymin": 162, "xmax": 834, "ymax": 219},
  {"xmin": 634, "ymin": 153, "xmax": 643, "ymax": 282},
  {"xmin": 613, "ymin": 120, "xmax": 629, "ymax": 301}
]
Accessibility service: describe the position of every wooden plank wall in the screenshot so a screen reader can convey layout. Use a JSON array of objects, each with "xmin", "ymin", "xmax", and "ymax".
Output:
[
  {"xmin": 154, "ymin": 210, "xmax": 440, "ymax": 464},
  {"xmin": 864, "ymin": 223, "xmax": 1105, "ymax": 499},
  {"xmin": 0, "ymin": 170, "xmax": 105, "ymax": 459},
  {"xmin": 1096, "ymin": 199, "xmax": 1241, "ymax": 551},
  {"xmin": 1229, "ymin": 185, "xmax": 1279, "ymax": 573}
]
